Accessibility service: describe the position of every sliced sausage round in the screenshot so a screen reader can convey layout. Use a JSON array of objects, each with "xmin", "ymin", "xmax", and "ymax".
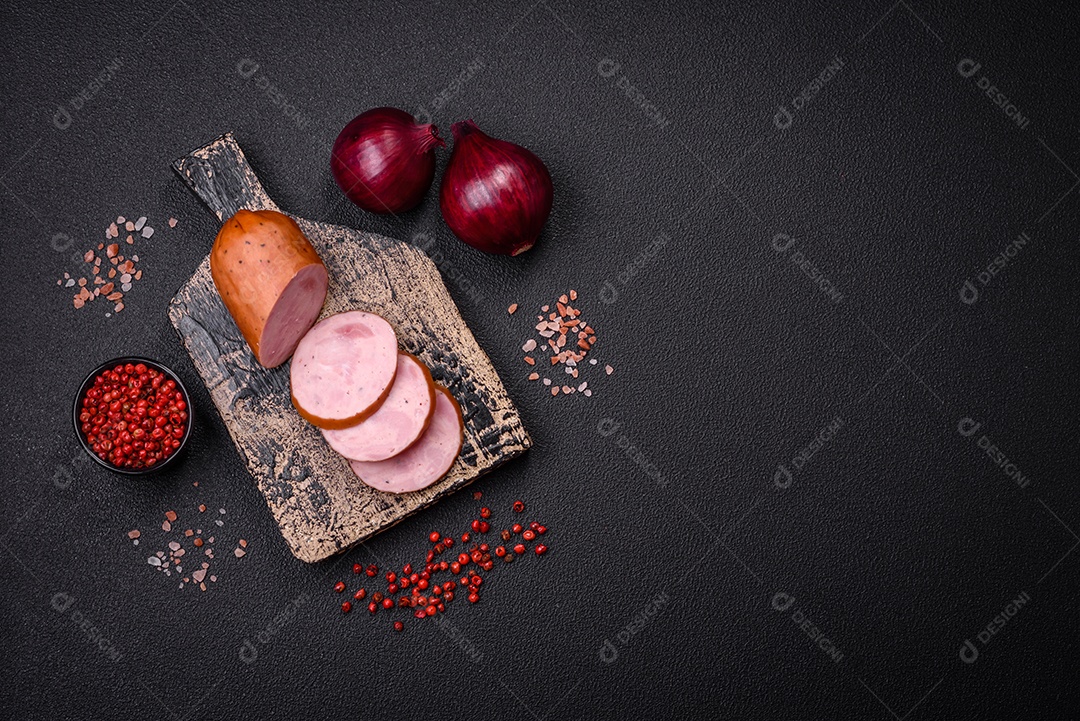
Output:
[
  {"xmin": 321, "ymin": 352, "xmax": 436, "ymax": 462},
  {"xmin": 349, "ymin": 385, "xmax": 464, "ymax": 494},
  {"xmin": 210, "ymin": 209, "xmax": 328, "ymax": 368},
  {"xmin": 290, "ymin": 311, "xmax": 398, "ymax": 429}
]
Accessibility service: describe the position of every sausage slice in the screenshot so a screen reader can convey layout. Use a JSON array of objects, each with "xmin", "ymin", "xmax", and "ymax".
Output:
[
  {"xmin": 349, "ymin": 386, "xmax": 464, "ymax": 493},
  {"xmin": 290, "ymin": 311, "xmax": 398, "ymax": 429},
  {"xmin": 321, "ymin": 352, "xmax": 436, "ymax": 462},
  {"xmin": 210, "ymin": 209, "xmax": 328, "ymax": 368}
]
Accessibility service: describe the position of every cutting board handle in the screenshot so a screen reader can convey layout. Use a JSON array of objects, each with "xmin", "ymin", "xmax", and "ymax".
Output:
[{"xmin": 172, "ymin": 132, "xmax": 280, "ymax": 222}]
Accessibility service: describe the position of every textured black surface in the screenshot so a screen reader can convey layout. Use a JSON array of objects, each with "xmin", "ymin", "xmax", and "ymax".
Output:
[{"xmin": 2, "ymin": 1, "xmax": 1078, "ymax": 719}]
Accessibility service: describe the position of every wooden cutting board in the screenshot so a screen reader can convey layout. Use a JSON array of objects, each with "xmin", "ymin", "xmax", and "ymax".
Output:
[{"xmin": 167, "ymin": 133, "xmax": 530, "ymax": 563}]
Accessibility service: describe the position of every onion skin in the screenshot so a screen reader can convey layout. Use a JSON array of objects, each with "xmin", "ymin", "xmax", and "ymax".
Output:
[
  {"xmin": 331, "ymin": 107, "xmax": 445, "ymax": 214},
  {"xmin": 439, "ymin": 120, "xmax": 553, "ymax": 256}
]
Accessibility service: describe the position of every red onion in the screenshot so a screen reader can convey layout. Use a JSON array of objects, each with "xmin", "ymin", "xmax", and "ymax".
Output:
[
  {"xmin": 439, "ymin": 120, "xmax": 553, "ymax": 256},
  {"xmin": 331, "ymin": 107, "xmax": 445, "ymax": 214}
]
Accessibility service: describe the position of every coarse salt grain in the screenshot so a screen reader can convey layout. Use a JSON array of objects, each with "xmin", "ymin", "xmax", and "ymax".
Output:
[{"xmin": 168, "ymin": 217, "xmax": 177, "ymax": 228}]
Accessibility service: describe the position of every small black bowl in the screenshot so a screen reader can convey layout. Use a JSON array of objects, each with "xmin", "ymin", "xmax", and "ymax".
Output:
[{"xmin": 73, "ymin": 357, "xmax": 193, "ymax": 475}]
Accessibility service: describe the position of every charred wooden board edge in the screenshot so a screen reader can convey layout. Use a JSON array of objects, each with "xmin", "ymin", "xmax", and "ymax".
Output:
[
  {"xmin": 168, "ymin": 132, "xmax": 531, "ymax": 563},
  {"xmin": 172, "ymin": 132, "xmax": 279, "ymax": 219}
]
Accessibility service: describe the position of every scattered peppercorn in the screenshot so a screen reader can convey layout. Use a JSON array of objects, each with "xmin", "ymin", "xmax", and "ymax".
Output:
[{"xmin": 332, "ymin": 500, "xmax": 551, "ymax": 630}]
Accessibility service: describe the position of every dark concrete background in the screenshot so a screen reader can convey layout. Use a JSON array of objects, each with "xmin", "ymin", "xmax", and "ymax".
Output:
[{"xmin": 2, "ymin": 1, "xmax": 1078, "ymax": 718}]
